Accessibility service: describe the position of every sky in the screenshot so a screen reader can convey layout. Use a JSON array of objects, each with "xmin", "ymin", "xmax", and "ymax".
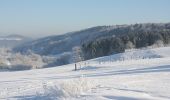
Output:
[{"xmin": 0, "ymin": 0, "xmax": 170, "ymax": 37}]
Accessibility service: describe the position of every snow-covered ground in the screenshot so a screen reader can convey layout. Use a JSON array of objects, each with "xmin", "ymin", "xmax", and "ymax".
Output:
[{"xmin": 0, "ymin": 47, "xmax": 170, "ymax": 100}]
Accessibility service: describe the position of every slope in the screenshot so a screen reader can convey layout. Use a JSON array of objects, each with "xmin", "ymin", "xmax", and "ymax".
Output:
[{"xmin": 0, "ymin": 46, "xmax": 170, "ymax": 100}]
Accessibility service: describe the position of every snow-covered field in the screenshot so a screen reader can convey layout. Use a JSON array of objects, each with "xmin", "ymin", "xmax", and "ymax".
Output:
[{"xmin": 0, "ymin": 47, "xmax": 170, "ymax": 100}]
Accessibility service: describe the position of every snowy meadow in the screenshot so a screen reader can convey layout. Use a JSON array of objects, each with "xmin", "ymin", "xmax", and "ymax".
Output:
[{"xmin": 0, "ymin": 46, "xmax": 170, "ymax": 100}]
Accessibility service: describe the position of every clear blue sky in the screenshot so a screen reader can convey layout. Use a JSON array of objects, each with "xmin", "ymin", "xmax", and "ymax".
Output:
[{"xmin": 0, "ymin": 0, "xmax": 170, "ymax": 37}]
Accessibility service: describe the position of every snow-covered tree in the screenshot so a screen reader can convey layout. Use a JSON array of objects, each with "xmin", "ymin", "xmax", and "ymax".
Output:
[
  {"xmin": 0, "ymin": 48, "xmax": 45, "ymax": 71},
  {"xmin": 72, "ymin": 46, "xmax": 84, "ymax": 70}
]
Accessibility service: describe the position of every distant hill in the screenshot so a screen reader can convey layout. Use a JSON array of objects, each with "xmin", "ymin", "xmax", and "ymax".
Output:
[
  {"xmin": 13, "ymin": 25, "xmax": 123, "ymax": 55},
  {"xmin": 14, "ymin": 23, "xmax": 170, "ymax": 56},
  {"xmin": 0, "ymin": 34, "xmax": 31, "ymax": 48}
]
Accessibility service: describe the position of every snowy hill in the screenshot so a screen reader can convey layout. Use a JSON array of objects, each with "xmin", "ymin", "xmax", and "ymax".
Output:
[
  {"xmin": 0, "ymin": 46, "xmax": 170, "ymax": 100},
  {"xmin": 0, "ymin": 34, "xmax": 31, "ymax": 48},
  {"xmin": 14, "ymin": 23, "xmax": 170, "ymax": 56},
  {"xmin": 13, "ymin": 26, "xmax": 119, "ymax": 55},
  {"xmin": 11, "ymin": 23, "xmax": 170, "ymax": 68}
]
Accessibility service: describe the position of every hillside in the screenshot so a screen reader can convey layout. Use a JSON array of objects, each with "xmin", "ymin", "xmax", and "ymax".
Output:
[
  {"xmin": 14, "ymin": 23, "xmax": 170, "ymax": 56},
  {"xmin": 0, "ymin": 46, "xmax": 170, "ymax": 100},
  {"xmin": 13, "ymin": 25, "xmax": 122, "ymax": 55},
  {"xmin": 82, "ymin": 23, "xmax": 170, "ymax": 59},
  {"xmin": 0, "ymin": 34, "xmax": 31, "ymax": 48},
  {"xmin": 12, "ymin": 23, "xmax": 170, "ymax": 67}
]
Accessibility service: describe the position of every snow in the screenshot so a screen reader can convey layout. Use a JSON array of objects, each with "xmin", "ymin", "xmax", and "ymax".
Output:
[
  {"xmin": 0, "ymin": 47, "xmax": 170, "ymax": 100},
  {"xmin": 0, "ymin": 38, "xmax": 22, "ymax": 41}
]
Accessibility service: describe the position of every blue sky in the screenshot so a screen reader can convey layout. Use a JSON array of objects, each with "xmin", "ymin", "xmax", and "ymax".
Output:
[{"xmin": 0, "ymin": 0, "xmax": 170, "ymax": 37}]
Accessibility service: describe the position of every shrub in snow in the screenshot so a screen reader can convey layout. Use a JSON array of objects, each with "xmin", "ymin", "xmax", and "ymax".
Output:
[
  {"xmin": 0, "ymin": 60, "xmax": 8, "ymax": 70},
  {"xmin": 40, "ymin": 78, "xmax": 96, "ymax": 99},
  {"xmin": 152, "ymin": 40, "xmax": 164, "ymax": 48}
]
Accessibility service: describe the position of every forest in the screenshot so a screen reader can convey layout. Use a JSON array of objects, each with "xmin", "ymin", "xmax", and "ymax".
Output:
[{"xmin": 82, "ymin": 23, "xmax": 170, "ymax": 59}]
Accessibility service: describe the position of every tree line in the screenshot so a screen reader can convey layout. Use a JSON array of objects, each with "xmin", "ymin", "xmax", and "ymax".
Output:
[{"xmin": 82, "ymin": 23, "xmax": 170, "ymax": 60}]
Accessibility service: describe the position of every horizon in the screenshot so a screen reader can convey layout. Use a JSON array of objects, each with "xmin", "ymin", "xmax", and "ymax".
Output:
[
  {"xmin": 0, "ymin": 0, "xmax": 170, "ymax": 37},
  {"xmin": 1, "ymin": 22, "xmax": 170, "ymax": 38}
]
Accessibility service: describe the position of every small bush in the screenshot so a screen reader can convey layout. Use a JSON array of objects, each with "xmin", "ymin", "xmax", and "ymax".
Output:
[{"xmin": 37, "ymin": 78, "xmax": 96, "ymax": 99}]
